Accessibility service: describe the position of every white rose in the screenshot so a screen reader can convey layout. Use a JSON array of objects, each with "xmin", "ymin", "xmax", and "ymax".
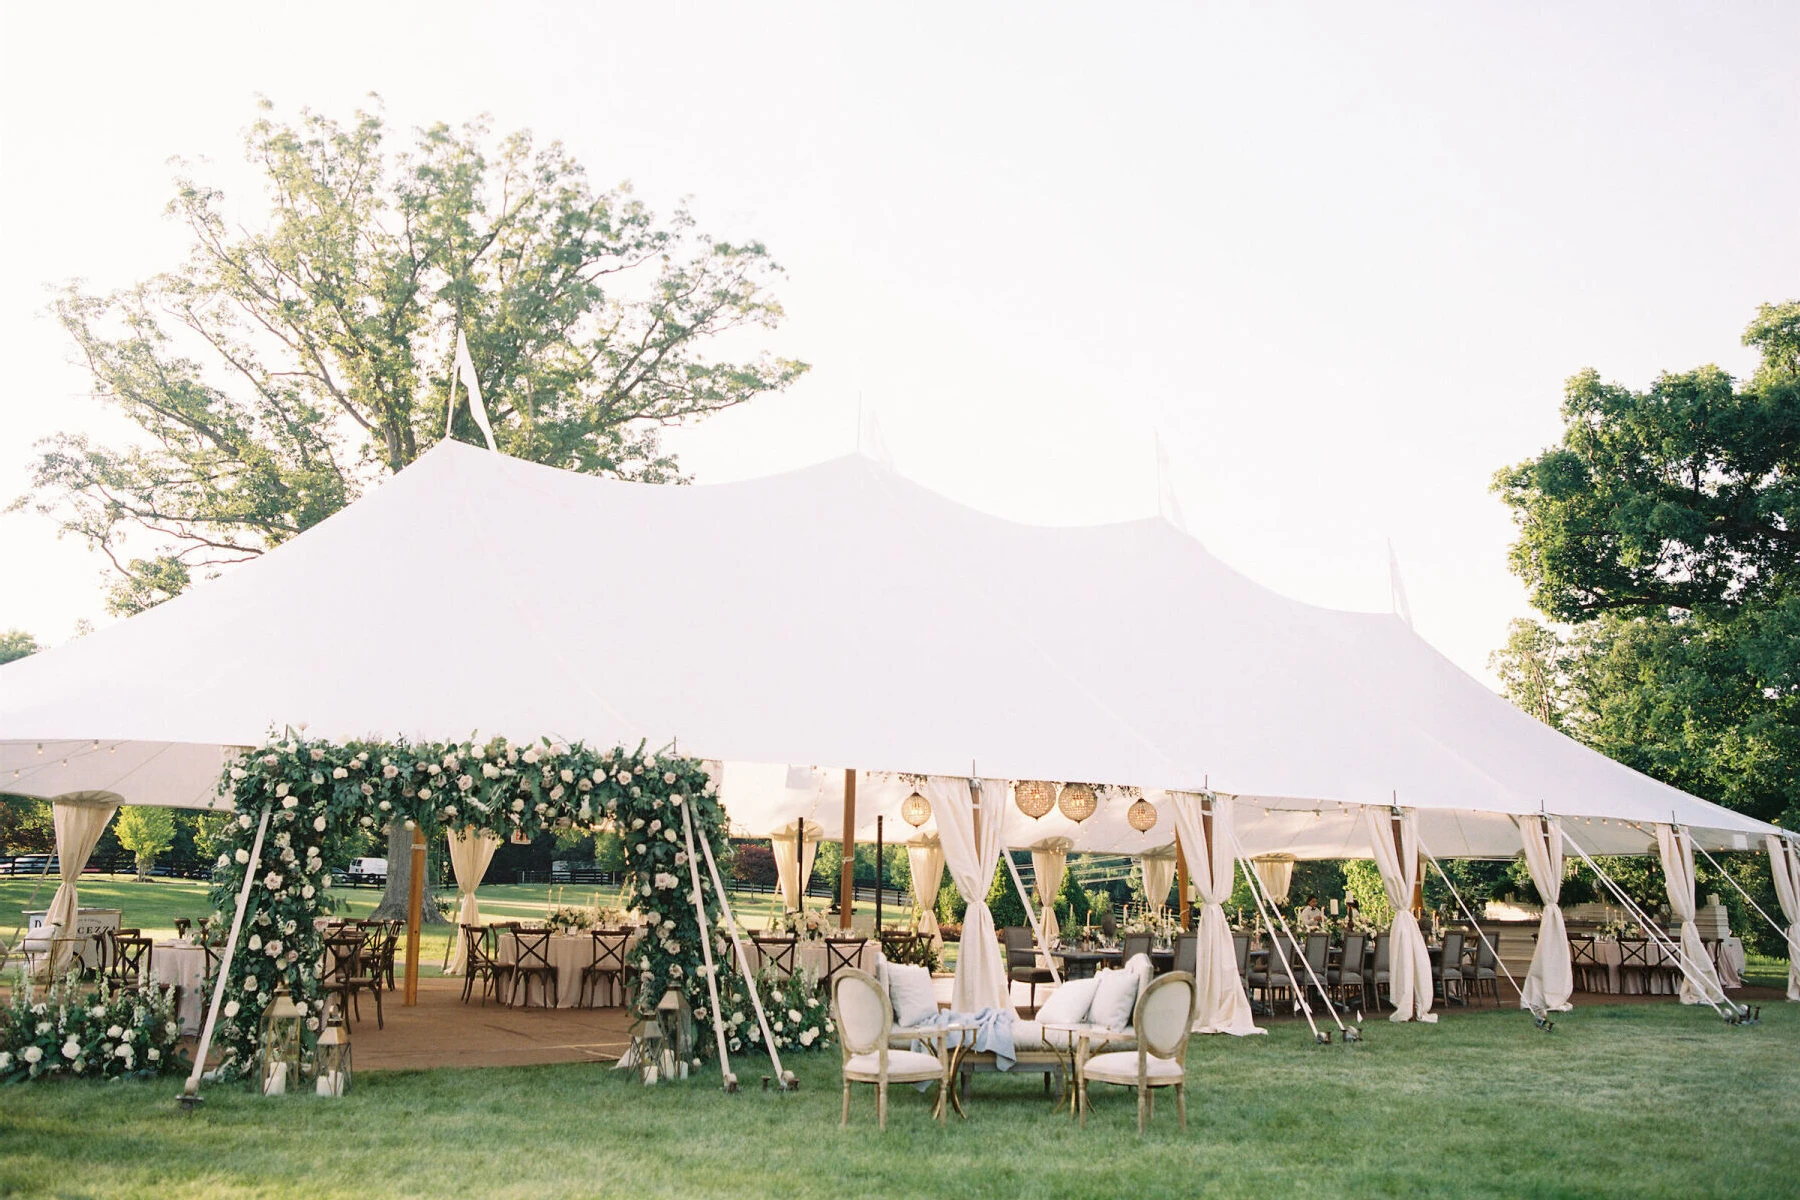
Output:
[
  {"xmin": 383, "ymin": 764, "xmax": 399, "ymax": 779},
  {"xmin": 313, "ymin": 816, "xmax": 326, "ymax": 832},
  {"xmin": 282, "ymin": 796, "xmax": 298, "ymax": 809},
  {"xmin": 418, "ymin": 788, "xmax": 432, "ymax": 801},
  {"xmin": 379, "ymin": 800, "xmax": 392, "ymax": 811},
  {"xmin": 458, "ymin": 774, "xmax": 474, "ymax": 790},
  {"xmin": 276, "ymin": 782, "xmax": 290, "ymax": 797},
  {"xmin": 116, "ymin": 1044, "xmax": 133, "ymax": 1060},
  {"xmin": 147, "ymin": 1048, "xmax": 160, "ymax": 1062},
  {"xmin": 224, "ymin": 1001, "xmax": 240, "ymax": 1018},
  {"xmin": 552, "ymin": 743, "xmax": 569, "ymax": 756},
  {"xmin": 262, "ymin": 754, "xmax": 279, "ymax": 767},
  {"xmin": 310, "ymin": 772, "xmax": 323, "ymax": 785},
  {"xmin": 245, "ymin": 976, "xmax": 257, "ymax": 991},
  {"xmin": 360, "ymin": 783, "xmax": 374, "ymax": 796},
  {"xmin": 235, "ymin": 849, "xmax": 250, "ymax": 864},
  {"xmin": 62, "ymin": 1039, "xmax": 80, "ymax": 1060},
  {"xmin": 238, "ymin": 814, "xmax": 252, "ymax": 829},
  {"xmin": 663, "ymin": 772, "xmax": 677, "ymax": 784},
  {"xmin": 427, "ymin": 763, "xmax": 441, "ymax": 776},
  {"xmin": 482, "ymin": 763, "xmax": 500, "ymax": 779},
  {"xmin": 333, "ymin": 767, "xmax": 348, "ymax": 780},
  {"xmin": 229, "ymin": 767, "xmax": 247, "ymax": 781},
  {"xmin": 107, "ymin": 1024, "xmax": 123, "ymax": 1039},
  {"xmin": 310, "ymin": 748, "xmax": 324, "ymax": 761},
  {"xmin": 248, "ymin": 935, "xmax": 262, "ymax": 950},
  {"xmin": 264, "ymin": 872, "xmax": 283, "ymax": 889},
  {"xmin": 522, "ymin": 749, "xmax": 540, "ymax": 765},
  {"xmin": 549, "ymin": 784, "xmax": 565, "ymax": 801},
  {"xmin": 470, "ymin": 744, "xmax": 486, "ymax": 759},
  {"xmin": 302, "ymin": 886, "xmax": 315, "ymax": 900},
  {"xmin": 643, "ymin": 755, "xmax": 656, "ymax": 768},
  {"xmin": 23, "ymin": 1046, "xmax": 43, "ymax": 1064}
]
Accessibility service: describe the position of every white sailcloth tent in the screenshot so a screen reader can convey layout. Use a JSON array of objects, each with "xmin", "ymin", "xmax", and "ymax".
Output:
[{"xmin": 1, "ymin": 440, "xmax": 1782, "ymax": 865}]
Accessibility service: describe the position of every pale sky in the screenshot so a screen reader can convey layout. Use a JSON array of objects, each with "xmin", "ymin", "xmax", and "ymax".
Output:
[{"xmin": 2, "ymin": 3, "xmax": 1796, "ymax": 684}]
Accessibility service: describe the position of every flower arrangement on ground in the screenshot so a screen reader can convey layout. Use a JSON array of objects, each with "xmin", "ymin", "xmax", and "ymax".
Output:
[
  {"xmin": 0, "ymin": 973, "xmax": 183, "ymax": 1083},
  {"xmin": 709, "ymin": 966, "xmax": 834, "ymax": 1055}
]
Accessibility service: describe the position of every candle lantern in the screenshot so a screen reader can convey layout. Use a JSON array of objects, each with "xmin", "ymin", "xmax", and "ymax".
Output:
[
  {"xmin": 656, "ymin": 988, "xmax": 696, "ymax": 1081},
  {"xmin": 1057, "ymin": 783, "xmax": 1098, "ymax": 824},
  {"xmin": 901, "ymin": 791, "xmax": 933, "ymax": 828},
  {"xmin": 313, "ymin": 1023, "xmax": 352, "ymax": 1096},
  {"xmin": 624, "ymin": 1016, "xmax": 665, "ymax": 1084},
  {"xmin": 259, "ymin": 987, "xmax": 305, "ymax": 1097},
  {"xmin": 1014, "ymin": 781, "xmax": 1055, "ymax": 820}
]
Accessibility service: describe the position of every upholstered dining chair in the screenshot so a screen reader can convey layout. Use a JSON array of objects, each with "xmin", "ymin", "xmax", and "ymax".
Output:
[
  {"xmin": 832, "ymin": 968, "xmax": 950, "ymax": 1130},
  {"xmin": 1004, "ymin": 926, "xmax": 1055, "ymax": 1015},
  {"xmin": 1462, "ymin": 934, "xmax": 1500, "ymax": 1005},
  {"xmin": 1079, "ymin": 971, "xmax": 1197, "ymax": 1132},
  {"xmin": 1121, "ymin": 933, "xmax": 1154, "ymax": 963},
  {"xmin": 1432, "ymin": 931, "xmax": 1466, "ymax": 1006},
  {"xmin": 1330, "ymin": 933, "xmax": 1365, "ymax": 1009}
]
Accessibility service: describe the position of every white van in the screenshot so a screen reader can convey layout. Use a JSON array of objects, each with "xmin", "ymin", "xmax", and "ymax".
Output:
[{"xmin": 343, "ymin": 857, "xmax": 387, "ymax": 886}]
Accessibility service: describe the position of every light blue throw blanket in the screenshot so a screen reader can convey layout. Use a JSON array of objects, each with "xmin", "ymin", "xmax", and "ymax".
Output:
[{"xmin": 907, "ymin": 1006, "xmax": 1018, "ymax": 1071}]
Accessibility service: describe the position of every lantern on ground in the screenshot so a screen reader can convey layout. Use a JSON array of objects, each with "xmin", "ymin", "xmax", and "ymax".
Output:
[
  {"xmin": 623, "ymin": 1015, "xmax": 665, "ymax": 1084},
  {"xmin": 259, "ymin": 987, "xmax": 304, "ymax": 1096},
  {"xmin": 656, "ymin": 988, "xmax": 696, "ymax": 1081},
  {"xmin": 901, "ymin": 792, "xmax": 932, "ymax": 828},
  {"xmin": 313, "ymin": 1022, "xmax": 352, "ymax": 1096},
  {"xmin": 1014, "ymin": 781, "xmax": 1055, "ymax": 820},
  {"xmin": 1126, "ymin": 797, "xmax": 1159, "ymax": 833},
  {"xmin": 1057, "ymin": 783, "xmax": 1098, "ymax": 824}
]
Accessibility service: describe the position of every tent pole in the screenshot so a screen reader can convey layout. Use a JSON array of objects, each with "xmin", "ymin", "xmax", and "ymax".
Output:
[
  {"xmin": 404, "ymin": 825, "xmax": 425, "ymax": 1006},
  {"xmin": 875, "ymin": 815, "xmax": 884, "ymax": 933},
  {"xmin": 180, "ymin": 808, "xmax": 271, "ymax": 1109},
  {"xmin": 839, "ymin": 769, "xmax": 856, "ymax": 929}
]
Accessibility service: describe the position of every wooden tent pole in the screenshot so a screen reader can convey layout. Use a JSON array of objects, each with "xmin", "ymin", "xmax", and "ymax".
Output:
[
  {"xmin": 403, "ymin": 825, "xmax": 425, "ymax": 1006},
  {"xmin": 839, "ymin": 770, "xmax": 856, "ymax": 929},
  {"xmin": 1174, "ymin": 833, "xmax": 1191, "ymax": 931}
]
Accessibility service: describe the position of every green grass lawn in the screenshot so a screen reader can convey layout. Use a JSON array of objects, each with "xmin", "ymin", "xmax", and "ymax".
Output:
[{"xmin": 2, "ymin": 1001, "xmax": 1796, "ymax": 1199}]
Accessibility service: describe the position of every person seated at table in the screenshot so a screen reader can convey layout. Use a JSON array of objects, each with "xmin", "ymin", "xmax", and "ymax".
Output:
[
  {"xmin": 1343, "ymin": 895, "xmax": 1362, "ymax": 929},
  {"xmin": 1296, "ymin": 895, "xmax": 1325, "ymax": 930}
]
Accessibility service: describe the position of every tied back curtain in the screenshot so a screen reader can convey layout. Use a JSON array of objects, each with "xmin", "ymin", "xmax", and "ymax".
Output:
[
  {"xmin": 907, "ymin": 838, "xmax": 946, "ymax": 951},
  {"xmin": 445, "ymin": 829, "xmax": 501, "ymax": 976},
  {"xmin": 44, "ymin": 799, "xmax": 118, "ymax": 975},
  {"xmin": 770, "ymin": 821, "xmax": 820, "ymax": 912},
  {"xmin": 933, "ymin": 776, "xmax": 1009, "ymax": 1014},
  {"xmin": 1516, "ymin": 816, "xmax": 1573, "ymax": 1013},
  {"xmin": 1140, "ymin": 846, "xmax": 1178, "ymax": 912},
  {"xmin": 1030, "ymin": 840, "xmax": 1069, "ymax": 959},
  {"xmin": 1766, "ymin": 836, "xmax": 1800, "ymax": 1002},
  {"xmin": 1655, "ymin": 825, "xmax": 1728, "ymax": 1005},
  {"xmin": 1364, "ymin": 807, "xmax": 1433, "ymax": 1022},
  {"xmin": 1170, "ymin": 792, "xmax": 1261, "ymax": 1036}
]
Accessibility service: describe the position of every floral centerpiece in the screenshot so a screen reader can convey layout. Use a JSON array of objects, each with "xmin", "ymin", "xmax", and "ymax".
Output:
[
  {"xmin": 547, "ymin": 906, "xmax": 595, "ymax": 934},
  {"xmin": 1122, "ymin": 906, "xmax": 1181, "ymax": 948},
  {"xmin": 777, "ymin": 908, "xmax": 828, "ymax": 941}
]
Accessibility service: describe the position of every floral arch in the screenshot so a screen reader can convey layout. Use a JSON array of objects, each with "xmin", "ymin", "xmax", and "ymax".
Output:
[{"xmin": 205, "ymin": 732, "xmax": 734, "ymax": 1079}]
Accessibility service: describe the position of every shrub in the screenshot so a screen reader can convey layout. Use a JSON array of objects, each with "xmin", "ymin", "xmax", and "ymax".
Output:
[{"xmin": 0, "ymin": 973, "xmax": 184, "ymax": 1083}]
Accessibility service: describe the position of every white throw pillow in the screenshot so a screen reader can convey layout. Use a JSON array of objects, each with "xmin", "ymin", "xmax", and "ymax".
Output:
[
  {"xmin": 1034, "ymin": 975, "xmax": 1100, "ymax": 1025},
  {"xmin": 1089, "ymin": 965, "xmax": 1140, "ymax": 1031},
  {"xmin": 887, "ymin": 963, "xmax": 938, "ymax": 1028}
]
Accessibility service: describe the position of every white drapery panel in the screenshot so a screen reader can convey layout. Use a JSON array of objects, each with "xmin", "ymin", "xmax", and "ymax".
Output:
[
  {"xmin": 1251, "ymin": 856, "xmax": 1295, "ymax": 905},
  {"xmin": 907, "ymin": 837, "xmax": 946, "ymax": 951},
  {"xmin": 1030, "ymin": 839, "xmax": 1069, "ymax": 954},
  {"xmin": 1656, "ymin": 824, "xmax": 1727, "ymax": 1005},
  {"xmin": 1364, "ymin": 807, "xmax": 1432, "ymax": 1022},
  {"xmin": 770, "ymin": 820, "xmax": 821, "ymax": 912},
  {"xmin": 44, "ymin": 798, "xmax": 117, "ymax": 974},
  {"xmin": 445, "ymin": 829, "xmax": 502, "ymax": 976},
  {"xmin": 1516, "ymin": 816, "xmax": 1572, "ymax": 1013},
  {"xmin": 934, "ymin": 776, "xmax": 1009, "ymax": 1014},
  {"xmin": 1140, "ymin": 845, "xmax": 1177, "ymax": 911},
  {"xmin": 1170, "ymin": 792, "xmax": 1260, "ymax": 1036},
  {"xmin": 1766, "ymin": 836, "xmax": 1800, "ymax": 1002}
]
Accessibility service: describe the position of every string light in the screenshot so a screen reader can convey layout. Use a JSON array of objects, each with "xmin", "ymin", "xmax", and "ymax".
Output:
[{"xmin": 35, "ymin": 743, "xmax": 42, "ymax": 755}]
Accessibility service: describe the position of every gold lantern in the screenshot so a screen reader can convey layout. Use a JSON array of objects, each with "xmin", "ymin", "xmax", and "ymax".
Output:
[
  {"xmin": 259, "ymin": 987, "xmax": 304, "ymax": 1096},
  {"xmin": 1126, "ymin": 797, "xmax": 1159, "ymax": 833},
  {"xmin": 1015, "ymin": 781, "xmax": 1056, "ymax": 820},
  {"xmin": 901, "ymin": 791, "xmax": 932, "ymax": 828},
  {"xmin": 313, "ymin": 1023, "xmax": 352, "ymax": 1096},
  {"xmin": 623, "ymin": 1015, "xmax": 665, "ymax": 1084},
  {"xmin": 1057, "ymin": 783, "xmax": 1098, "ymax": 824}
]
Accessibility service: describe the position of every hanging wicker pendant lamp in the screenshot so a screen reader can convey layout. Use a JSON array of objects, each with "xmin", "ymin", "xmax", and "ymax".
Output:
[
  {"xmin": 1057, "ymin": 782, "xmax": 1098, "ymax": 823},
  {"xmin": 1014, "ymin": 780, "xmax": 1056, "ymax": 820},
  {"xmin": 901, "ymin": 791, "xmax": 932, "ymax": 828}
]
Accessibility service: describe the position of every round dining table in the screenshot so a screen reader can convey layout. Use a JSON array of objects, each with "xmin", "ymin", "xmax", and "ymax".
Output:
[{"xmin": 495, "ymin": 930, "xmax": 638, "ymax": 1007}]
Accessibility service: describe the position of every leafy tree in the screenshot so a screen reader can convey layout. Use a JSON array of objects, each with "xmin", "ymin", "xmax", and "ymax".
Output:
[
  {"xmin": 16, "ymin": 98, "xmax": 806, "ymax": 619},
  {"xmin": 0, "ymin": 796, "xmax": 54, "ymax": 855},
  {"xmin": 0, "ymin": 630, "xmax": 40, "ymax": 664},
  {"xmin": 15, "ymin": 99, "xmax": 805, "ymax": 916},
  {"xmin": 1493, "ymin": 302, "xmax": 1800, "ymax": 832},
  {"xmin": 115, "ymin": 806, "xmax": 177, "ymax": 880}
]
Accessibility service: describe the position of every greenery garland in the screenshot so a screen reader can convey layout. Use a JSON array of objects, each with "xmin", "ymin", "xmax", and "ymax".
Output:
[{"xmin": 206, "ymin": 732, "xmax": 729, "ymax": 1081}]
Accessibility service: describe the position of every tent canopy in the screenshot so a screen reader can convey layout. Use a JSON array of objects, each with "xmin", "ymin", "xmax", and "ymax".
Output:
[{"xmin": 0, "ymin": 440, "xmax": 1781, "ymax": 858}]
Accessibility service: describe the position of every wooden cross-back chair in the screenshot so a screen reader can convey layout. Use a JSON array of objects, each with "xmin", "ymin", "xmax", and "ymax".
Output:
[
  {"xmin": 578, "ymin": 930, "xmax": 632, "ymax": 1008},
  {"xmin": 509, "ymin": 928, "xmax": 559, "ymax": 1008},
  {"xmin": 323, "ymin": 934, "xmax": 384, "ymax": 1029}
]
